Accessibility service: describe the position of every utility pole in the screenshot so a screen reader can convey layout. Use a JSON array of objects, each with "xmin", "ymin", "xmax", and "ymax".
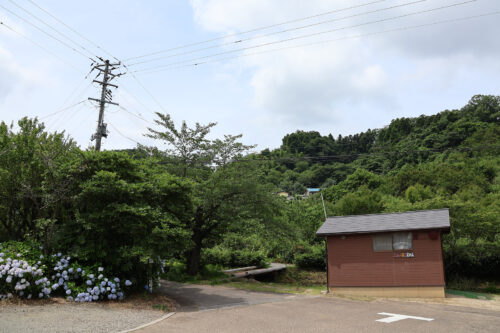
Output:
[{"xmin": 88, "ymin": 59, "xmax": 121, "ymax": 151}]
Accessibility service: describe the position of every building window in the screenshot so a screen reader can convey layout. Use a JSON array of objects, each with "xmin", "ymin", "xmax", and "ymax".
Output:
[
  {"xmin": 393, "ymin": 232, "xmax": 413, "ymax": 250},
  {"xmin": 372, "ymin": 232, "xmax": 413, "ymax": 251},
  {"xmin": 372, "ymin": 234, "xmax": 392, "ymax": 251}
]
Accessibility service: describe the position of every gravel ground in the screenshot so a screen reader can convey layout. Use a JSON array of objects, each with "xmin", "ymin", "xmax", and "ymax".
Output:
[{"xmin": 0, "ymin": 302, "xmax": 163, "ymax": 333}]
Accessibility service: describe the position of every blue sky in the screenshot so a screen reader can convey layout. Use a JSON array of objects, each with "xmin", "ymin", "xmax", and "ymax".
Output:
[{"xmin": 1, "ymin": 0, "xmax": 499, "ymax": 151}]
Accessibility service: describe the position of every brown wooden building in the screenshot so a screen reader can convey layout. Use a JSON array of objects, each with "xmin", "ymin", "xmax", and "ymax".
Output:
[{"xmin": 316, "ymin": 209, "xmax": 450, "ymax": 298}]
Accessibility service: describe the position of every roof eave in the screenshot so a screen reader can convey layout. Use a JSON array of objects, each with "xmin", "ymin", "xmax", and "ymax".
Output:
[{"xmin": 316, "ymin": 226, "xmax": 450, "ymax": 237}]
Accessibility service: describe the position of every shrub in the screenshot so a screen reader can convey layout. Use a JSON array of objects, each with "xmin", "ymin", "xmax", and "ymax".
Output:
[
  {"xmin": 0, "ymin": 241, "xmax": 133, "ymax": 302},
  {"xmin": 202, "ymin": 233, "xmax": 269, "ymax": 268},
  {"xmin": 444, "ymin": 238, "xmax": 500, "ymax": 279},
  {"xmin": 294, "ymin": 244, "xmax": 325, "ymax": 270},
  {"xmin": 203, "ymin": 247, "xmax": 268, "ymax": 268}
]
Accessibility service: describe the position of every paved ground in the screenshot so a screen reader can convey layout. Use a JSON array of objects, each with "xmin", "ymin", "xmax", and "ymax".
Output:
[
  {"xmin": 0, "ymin": 303, "xmax": 162, "ymax": 333},
  {"xmin": 158, "ymin": 280, "xmax": 299, "ymax": 311},
  {"xmin": 141, "ymin": 282, "xmax": 500, "ymax": 333}
]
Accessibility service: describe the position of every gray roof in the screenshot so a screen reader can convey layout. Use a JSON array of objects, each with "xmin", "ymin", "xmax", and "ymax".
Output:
[{"xmin": 316, "ymin": 209, "xmax": 450, "ymax": 236}]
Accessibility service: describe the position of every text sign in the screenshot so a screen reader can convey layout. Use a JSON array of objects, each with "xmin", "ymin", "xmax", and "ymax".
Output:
[
  {"xmin": 393, "ymin": 252, "xmax": 415, "ymax": 258},
  {"xmin": 376, "ymin": 312, "xmax": 434, "ymax": 323}
]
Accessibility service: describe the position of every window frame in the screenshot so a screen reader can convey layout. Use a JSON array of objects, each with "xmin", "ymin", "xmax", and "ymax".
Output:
[{"xmin": 372, "ymin": 231, "xmax": 413, "ymax": 252}]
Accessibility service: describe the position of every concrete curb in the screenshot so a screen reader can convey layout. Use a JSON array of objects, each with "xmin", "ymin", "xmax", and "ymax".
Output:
[{"xmin": 118, "ymin": 312, "xmax": 176, "ymax": 333}]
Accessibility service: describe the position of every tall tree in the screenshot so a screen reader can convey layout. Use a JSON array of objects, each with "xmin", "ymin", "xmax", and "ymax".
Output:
[
  {"xmin": 0, "ymin": 118, "xmax": 77, "ymax": 242},
  {"xmin": 145, "ymin": 112, "xmax": 216, "ymax": 177},
  {"xmin": 146, "ymin": 113, "xmax": 273, "ymax": 274}
]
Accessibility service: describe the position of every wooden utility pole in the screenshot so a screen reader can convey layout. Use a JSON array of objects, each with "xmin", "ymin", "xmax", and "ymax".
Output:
[{"xmin": 88, "ymin": 59, "xmax": 120, "ymax": 151}]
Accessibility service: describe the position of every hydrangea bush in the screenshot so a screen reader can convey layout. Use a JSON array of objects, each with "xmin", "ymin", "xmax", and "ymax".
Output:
[{"xmin": 0, "ymin": 241, "xmax": 133, "ymax": 302}]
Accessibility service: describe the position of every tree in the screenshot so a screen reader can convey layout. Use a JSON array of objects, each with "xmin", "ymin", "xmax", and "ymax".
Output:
[
  {"xmin": 57, "ymin": 151, "xmax": 193, "ymax": 284},
  {"xmin": 146, "ymin": 113, "xmax": 272, "ymax": 275},
  {"xmin": 145, "ymin": 112, "xmax": 216, "ymax": 177},
  {"xmin": 0, "ymin": 118, "xmax": 77, "ymax": 242}
]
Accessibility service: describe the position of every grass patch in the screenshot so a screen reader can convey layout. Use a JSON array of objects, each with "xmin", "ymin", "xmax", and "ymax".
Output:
[
  {"xmin": 221, "ymin": 279, "xmax": 325, "ymax": 295},
  {"xmin": 446, "ymin": 289, "xmax": 493, "ymax": 300},
  {"xmin": 446, "ymin": 277, "xmax": 500, "ymax": 296},
  {"xmin": 162, "ymin": 261, "xmax": 227, "ymax": 283},
  {"xmin": 274, "ymin": 266, "xmax": 326, "ymax": 286},
  {"xmin": 152, "ymin": 304, "xmax": 170, "ymax": 312}
]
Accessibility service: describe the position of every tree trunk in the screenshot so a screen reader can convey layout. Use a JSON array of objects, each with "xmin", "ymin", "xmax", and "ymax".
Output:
[{"xmin": 187, "ymin": 231, "xmax": 202, "ymax": 275}]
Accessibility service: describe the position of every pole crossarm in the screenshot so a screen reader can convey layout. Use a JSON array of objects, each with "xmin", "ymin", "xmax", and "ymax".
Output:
[
  {"xmin": 92, "ymin": 80, "xmax": 118, "ymax": 88},
  {"xmin": 88, "ymin": 97, "xmax": 119, "ymax": 106}
]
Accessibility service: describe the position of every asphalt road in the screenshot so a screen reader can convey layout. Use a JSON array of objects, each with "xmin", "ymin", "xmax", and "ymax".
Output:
[
  {"xmin": 142, "ymin": 282, "xmax": 500, "ymax": 333},
  {"xmin": 157, "ymin": 280, "xmax": 298, "ymax": 312}
]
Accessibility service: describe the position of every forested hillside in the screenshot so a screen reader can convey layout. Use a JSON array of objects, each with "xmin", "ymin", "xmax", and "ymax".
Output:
[
  {"xmin": 1, "ymin": 95, "xmax": 498, "ymax": 301},
  {"xmin": 254, "ymin": 94, "xmax": 500, "ymax": 280}
]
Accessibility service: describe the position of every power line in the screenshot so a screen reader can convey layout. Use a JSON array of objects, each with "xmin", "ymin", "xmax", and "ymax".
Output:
[
  {"xmin": 136, "ymin": 9, "xmax": 497, "ymax": 75},
  {"xmin": 132, "ymin": 0, "xmax": 477, "ymax": 73},
  {"xmin": 46, "ymin": 82, "xmax": 94, "ymax": 129},
  {"xmin": 108, "ymin": 122, "xmax": 145, "ymax": 147},
  {"xmin": 124, "ymin": 0, "xmax": 389, "ymax": 62},
  {"xmin": 0, "ymin": 19, "xmax": 84, "ymax": 73},
  {"xmin": 6, "ymin": 0, "xmax": 98, "ymax": 60},
  {"xmin": 0, "ymin": 3, "xmax": 93, "ymax": 61},
  {"xmin": 121, "ymin": 66, "xmax": 168, "ymax": 113},
  {"xmin": 118, "ymin": 105, "xmax": 154, "ymax": 125},
  {"xmin": 26, "ymin": 0, "xmax": 121, "ymax": 62},
  {"xmin": 116, "ymin": 79, "xmax": 159, "ymax": 117},
  {"xmin": 127, "ymin": 0, "xmax": 431, "ymax": 67},
  {"xmin": 38, "ymin": 100, "xmax": 87, "ymax": 120}
]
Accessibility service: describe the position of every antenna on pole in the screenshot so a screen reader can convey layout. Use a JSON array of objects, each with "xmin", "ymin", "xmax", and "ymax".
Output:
[{"xmin": 88, "ymin": 59, "xmax": 122, "ymax": 151}]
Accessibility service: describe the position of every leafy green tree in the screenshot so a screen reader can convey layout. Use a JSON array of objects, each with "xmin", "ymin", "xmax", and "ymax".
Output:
[
  {"xmin": 0, "ymin": 118, "xmax": 77, "ymax": 242},
  {"xmin": 333, "ymin": 187, "xmax": 384, "ymax": 215},
  {"xmin": 146, "ymin": 113, "xmax": 274, "ymax": 275},
  {"xmin": 145, "ymin": 112, "xmax": 216, "ymax": 177},
  {"xmin": 58, "ymin": 151, "xmax": 193, "ymax": 284}
]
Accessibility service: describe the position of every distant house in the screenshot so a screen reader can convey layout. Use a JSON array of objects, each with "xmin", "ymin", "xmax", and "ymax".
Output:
[
  {"xmin": 305, "ymin": 188, "xmax": 320, "ymax": 196},
  {"xmin": 316, "ymin": 209, "xmax": 450, "ymax": 298}
]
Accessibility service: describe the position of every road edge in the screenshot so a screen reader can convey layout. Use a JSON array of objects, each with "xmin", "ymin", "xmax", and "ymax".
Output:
[{"xmin": 118, "ymin": 312, "xmax": 176, "ymax": 333}]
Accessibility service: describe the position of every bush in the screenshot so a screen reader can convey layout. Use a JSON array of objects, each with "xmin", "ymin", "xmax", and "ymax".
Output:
[
  {"xmin": 55, "ymin": 151, "xmax": 192, "ymax": 288},
  {"xmin": 203, "ymin": 247, "xmax": 268, "ymax": 268},
  {"xmin": 444, "ymin": 239, "xmax": 500, "ymax": 279},
  {"xmin": 202, "ymin": 233, "xmax": 269, "ymax": 268},
  {"xmin": 294, "ymin": 244, "xmax": 325, "ymax": 271},
  {"xmin": 0, "ymin": 241, "xmax": 133, "ymax": 302}
]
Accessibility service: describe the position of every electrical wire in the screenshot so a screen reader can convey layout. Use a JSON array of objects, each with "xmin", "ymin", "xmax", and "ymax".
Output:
[
  {"xmin": 107, "ymin": 122, "xmax": 146, "ymax": 147},
  {"xmin": 47, "ymin": 82, "xmax": 93, "ymax": 130},
  {"xmin": 120, "ymin": 67, "xmax": 168, "ymax": 113},
  {"xmin": 135, "ymin": 9, "xmax": 498, "ymax": 75},
  {"xmin": 6, "ymin": 0, "xmax": 98, "ymax": 60},
  {"xmin": 118, "ymin": 105, "xmax": 153, "ymax": 125},
  {"xmin": 123, "ymin": 0, "xmax": 389, "ymax": 61},
  {"xmin": 116, "ymin": 79, "xmax": 159, "ymax": 117},
  {"xmin": 0, "ymin": 19, "xmax": 84, "ymax": 73},
  {"xmin": 38, "ymin": 100, "xmax": 87, "ymax": 120},
  {"xmin": 26, "ymin": 0, "xmax": 121, "ymax": 62},
  {"xmin": 0, "ymin": 4, "xmax": 93, "ymax": 61},
  {"xmin": 132, "ymin": 0, "xmax": 477, "ymax": 73},
  {"xmin": 126, "ymin": 0, "xmax": 431, "ymax": 67}
]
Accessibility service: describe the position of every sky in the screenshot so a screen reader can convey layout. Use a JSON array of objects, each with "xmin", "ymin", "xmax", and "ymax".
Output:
[{"xmin": 0, "ymin": 0, "xmax": 499, "ymax": 151}]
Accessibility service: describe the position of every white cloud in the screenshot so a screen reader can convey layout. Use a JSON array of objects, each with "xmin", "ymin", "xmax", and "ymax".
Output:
[{"xmin": 190, "ymin": 0, "xmax": 500, "ymax": 134}]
